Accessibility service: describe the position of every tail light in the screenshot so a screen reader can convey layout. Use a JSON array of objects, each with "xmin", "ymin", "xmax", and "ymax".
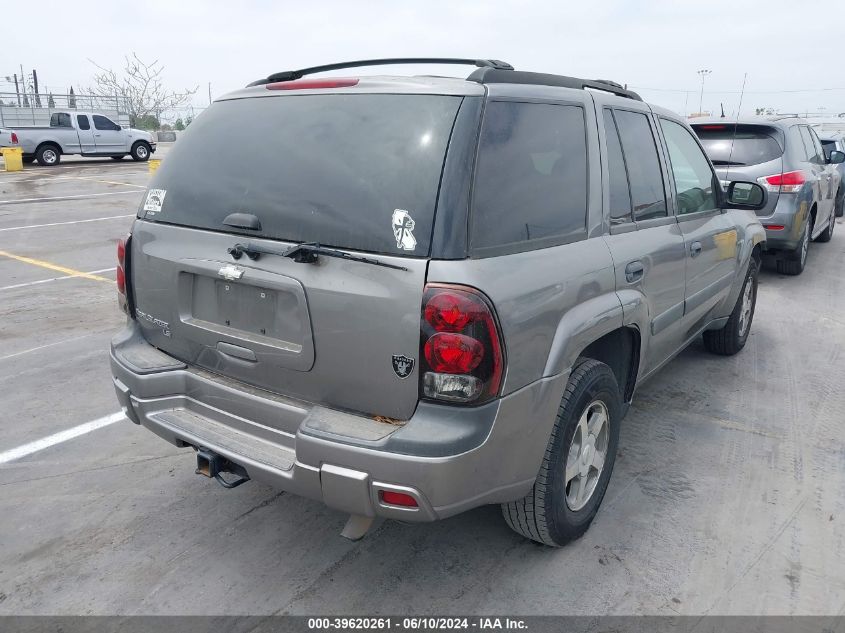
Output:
[
  {"xmin": 266, "ymin": 78, "xmax": 359, "ymax": 90},
  {"xmin": 420, "ymin": 284, "xmax": 504, "ymax": 404},
  {"xmin": 117, "ymin": 234, "xmax": 132, "ymax": 315},
  {"xmin": 757, "ymin": 170, "xmax": 806, "ymax": 194},
  {"xmin": 10, "ymin": 132, "xmax": 18, "ymax": 144}
]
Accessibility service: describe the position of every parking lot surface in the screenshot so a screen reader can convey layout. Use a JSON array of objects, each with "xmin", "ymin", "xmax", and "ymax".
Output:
[{"xmin": 0, "ymin": 156, "xmax": 843, "ymax": 616}]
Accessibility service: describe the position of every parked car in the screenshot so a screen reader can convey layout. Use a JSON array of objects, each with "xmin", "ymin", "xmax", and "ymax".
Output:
[
  {"xmin": 9, "ymin": 111, "xmax": 156, "ymax": 166},
  {"xmin": 692, "ymin": 117, "xmax": 843, "ymax": 275},
  {"xmin": 818, "ymin": 130, "xmax": 845, "ymax": 217},
  {"xmin": 110, "ymin": 58, "xmax": 767, "ymax": 547}
]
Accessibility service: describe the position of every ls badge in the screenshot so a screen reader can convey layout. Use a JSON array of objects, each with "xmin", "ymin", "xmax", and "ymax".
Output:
[{"xmin": 391, "ymin": 354, "xmax": 415, "ymax": 379}]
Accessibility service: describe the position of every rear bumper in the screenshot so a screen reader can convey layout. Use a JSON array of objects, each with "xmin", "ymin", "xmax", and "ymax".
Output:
[
  {"xmin": 758, "ymin": 194, "xmax": 808, "ymax": 252},
  {"xmin": 110, "ymin": 323, "xmax": 566, "ymax": 522}
]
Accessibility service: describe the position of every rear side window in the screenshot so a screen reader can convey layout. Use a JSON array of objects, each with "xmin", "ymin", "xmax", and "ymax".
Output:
[
  {"xmin": 471, "ymin": 101, "xmax": 587, "ymax": 252},
  {"xmin": 612, "ymin": 110, "xmax": 667, "ymax": 221},
  {"xmin": 143, "ymin": 94, "xmax": 463, "ymax": 256},
  {"xmin": 77, "ymin": 115, "xmax": 90, "ymax": 130},
  {"xmin": 602, "ymin": 109, "xmax": 633, "ymax": 224},
  {"xmin": 694, "ymin": 125, "xmax": 783, "ymax": 166}
]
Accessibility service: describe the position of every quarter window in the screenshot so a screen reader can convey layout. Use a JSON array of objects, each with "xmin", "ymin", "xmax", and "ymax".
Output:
[
  {"xmin": 51, "ymin": 112, "xmax": 71, "ymax": 128},
  {"xmin": 612, "ymin": 110, "xmax": 667, "ymax": 221},
  {"xmin": 471, "ymin": 101, "xmax": 588, "ymax": 251},
  {"xmin": 660, "ymin": 119, "xmax": 718, "ymax": 215}
]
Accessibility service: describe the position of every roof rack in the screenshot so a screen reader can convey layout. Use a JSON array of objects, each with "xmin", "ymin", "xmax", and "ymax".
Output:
[
  {"xmin": 248, "ymin": 58, "xmax": 514, "ymax": 86},
  {"xmin": 467, "ymin": 68, "xmax": 642, "ymax": 101}
]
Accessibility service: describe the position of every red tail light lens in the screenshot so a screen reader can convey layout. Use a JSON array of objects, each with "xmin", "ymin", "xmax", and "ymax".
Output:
[
  {"xmin": 424, "ymin": 333, "xmax": 484, "ymax": 373},
  {"xmin": 10, "ymin": 132, "xmax": 18, "ymax": 144},
  {"xmin": 380, "ymin": 490, "xmax": 418, "ymax": 508},
  {"xmin": 117, "ymin": 235, "xmax": 131, "ymax": 315},
  {"xmin": 420, "ymin": 284, "xmax": 504, "ymax": 404},
  {"xmin": 758, "ymin": 170, "xmax": 806, "ymax": 193},
  {"xmin": 266, "ymin": 78, "xmax": 359, "ymax": 90}
]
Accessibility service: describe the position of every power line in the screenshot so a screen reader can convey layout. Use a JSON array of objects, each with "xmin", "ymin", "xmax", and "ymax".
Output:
[{"xmin": 631, "ymin": 85, "xmax": 845, "ymax": 94}]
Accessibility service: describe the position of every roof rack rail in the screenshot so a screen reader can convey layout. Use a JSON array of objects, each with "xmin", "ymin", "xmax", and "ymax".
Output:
[
  {"xmin": 248, "ymin": 58, "xmax": 514, "ymax": 87},
  {"xmin": 467, "ymin": 68, "xmax": 642, "ymax": 101}
]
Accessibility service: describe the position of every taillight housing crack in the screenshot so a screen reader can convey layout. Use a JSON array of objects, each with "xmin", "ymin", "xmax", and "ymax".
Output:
[{"xmin": 420, "ymin": 283, "xmax": 505, "ymax": 405}]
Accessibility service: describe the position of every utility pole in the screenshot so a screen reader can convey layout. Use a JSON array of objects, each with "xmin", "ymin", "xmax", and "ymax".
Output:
[
  {"xmin": 13, "ymin": 73, "xmax": 21, "ymax": 105},
  {"xmin": 697, "ymin": 69, "xmax": 712, "ymax": 115},
  {"xmin": 208, "ymin": 82, "xmax": 212, "ymax": 106}
]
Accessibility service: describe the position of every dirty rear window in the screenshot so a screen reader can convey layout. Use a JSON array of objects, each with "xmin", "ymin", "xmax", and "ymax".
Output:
[
  {"xmin": 693, "ymin": 125, "xmax": 783, "ymax": 166},
  {"xmin": 141, "ymin": 94, "xmax": 463, "ymax": 256}
]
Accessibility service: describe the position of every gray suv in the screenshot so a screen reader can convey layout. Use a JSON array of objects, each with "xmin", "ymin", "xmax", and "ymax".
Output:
[
  {"xmin": 111, "ymin": 59, "xmax": 768, "ymax": 546},
  {"xmin": 692, "ymin": 117, "xmax": 844, "ymax": 275}
]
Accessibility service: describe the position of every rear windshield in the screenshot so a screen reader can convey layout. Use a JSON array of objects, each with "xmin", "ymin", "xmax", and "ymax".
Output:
[
  {"xmin": 693, "ymin": 125, "xmax": 783, "ymax": 166},
  {"xmin": 141, "ymin": 94, "xmax": 463, "ymax": 256}
]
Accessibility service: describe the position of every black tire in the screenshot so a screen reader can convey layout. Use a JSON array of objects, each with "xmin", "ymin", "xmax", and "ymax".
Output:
[
  {"xmin": 35, "ymin": 144, "xmax": 61, "ymax": 166},
  {"xmin": 502, "ymin": 358, "xmax": 621, "ymax": 547},
  {"xmin": 835, "ymin": 188, "xmax": 844, "ymax": 218},
  {"xmin": 130, "ymin": 142, "xmax": 150, "ymax": 162},
  {"xmin": 22, "ymin": 156, "xmax": 35, "ymax": 164},
  {"xmin": 816, "ymin": 211, "xmax": 835, "ymax": 243},
  {"xmin": 111, "ymin": 155, "xmax": 125, "ymax": 160},
  {"xmin": 776, "ymin": 220, "xmax": 809, "ymax": 275},
  {"xmin": 703, "ymin": 256, "xmax": 759, "ymax": 355}
]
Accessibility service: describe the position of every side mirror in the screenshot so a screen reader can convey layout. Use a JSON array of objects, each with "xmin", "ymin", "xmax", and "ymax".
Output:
[
  {"xmin": 724, "ymin": 181, "xmax": 767, "ymax": 211},
  {"xmin": 828, "ymin": 150, "xmax": 845, "ymax": 164}
]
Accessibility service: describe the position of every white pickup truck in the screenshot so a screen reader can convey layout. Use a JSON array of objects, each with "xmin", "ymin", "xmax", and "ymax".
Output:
[{"xmin": 10, "ymin": 111, "xmax": 156, "ymax": 166}]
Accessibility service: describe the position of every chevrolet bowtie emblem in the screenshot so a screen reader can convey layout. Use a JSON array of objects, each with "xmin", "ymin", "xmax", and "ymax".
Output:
[{"xmin": 217, "ymin": 264, "xmax": 245, "ymax": 281}]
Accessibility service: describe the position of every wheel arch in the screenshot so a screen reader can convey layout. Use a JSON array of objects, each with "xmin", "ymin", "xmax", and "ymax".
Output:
[
  {"xmin": 577, "ymin": 326, "xmax": 641, "ymax": 403},
  {"xmin": 35, "ymin": 140, "xmax": 62, "ymax": 156}
]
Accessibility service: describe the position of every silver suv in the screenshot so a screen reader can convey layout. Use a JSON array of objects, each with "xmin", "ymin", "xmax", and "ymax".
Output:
[
  {"xmin": 111, "ymin": 59, "xmax": 768, "ymax": 546},
  {"xmin": 692, "ymin": 117, "xmax": 844, "ymax": 275}
]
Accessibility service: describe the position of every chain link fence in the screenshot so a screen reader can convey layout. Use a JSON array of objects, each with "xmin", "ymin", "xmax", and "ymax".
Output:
[{"xmin": 0, "ymin": 91, "xmax": 131, "ymax": 127}]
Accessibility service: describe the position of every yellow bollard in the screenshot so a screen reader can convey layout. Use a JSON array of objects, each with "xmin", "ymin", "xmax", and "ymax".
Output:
[
  {"xmin": 1, "ymin": 147, "xmax": 24, "ymax": 172},
  {"xmin": 148, "ymin": 158, "xmax": 162, "ymax": 174}
]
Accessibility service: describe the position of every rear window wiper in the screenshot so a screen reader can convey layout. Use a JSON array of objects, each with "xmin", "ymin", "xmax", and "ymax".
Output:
[
  {"xmin": 711, "ymin": 159, "xmax": 746, "ymax": 166},
  {"xmin": 227, "ymin": 241, "xmax": 408, "ymax": 271}
]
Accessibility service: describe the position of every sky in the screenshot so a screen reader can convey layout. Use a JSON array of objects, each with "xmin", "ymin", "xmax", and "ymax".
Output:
[{"xmin": 3, "ymin": 0, "xmax": 844, "ymax": 121}]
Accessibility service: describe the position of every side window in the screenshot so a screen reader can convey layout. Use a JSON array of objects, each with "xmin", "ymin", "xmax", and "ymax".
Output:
[
  {"xmin": 471, "ymin": 101, "xmax": 588, "ymax": 251},
  {"xmin": 807, "ymin": 128, "xmax": 825, "ymax": 163},
  {"xmin": 93, "ymin": 115, "xmax": 118, "ymax": 131},
  {"xmin": 76, "ymin": 115, "xmax": 90, "ymax": 131},
  {"xmin": 798, "ymin": 126, "xmax": 818, "ymax": 162},
  {"xmin": 602, "ymin": 109, "xmax": 633, "ymax": 224},
  {"xmin": 659, "ymin": 118, "xmax": 718, "ymax": 215},
  {"xmin": 612, "ymin": 110, "xmax": 667, "ymax": 221}
]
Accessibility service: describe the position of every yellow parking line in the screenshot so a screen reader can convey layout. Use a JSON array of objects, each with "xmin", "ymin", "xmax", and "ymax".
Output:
[{"xmin": 0, "ymin": 249, "xmax": 113, "ymax": 283}]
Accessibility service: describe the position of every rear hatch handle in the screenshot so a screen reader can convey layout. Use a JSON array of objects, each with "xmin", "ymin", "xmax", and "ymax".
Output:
[{"xmin": 227, "ymin": 241, "xmax": 409, "ymax": 271}]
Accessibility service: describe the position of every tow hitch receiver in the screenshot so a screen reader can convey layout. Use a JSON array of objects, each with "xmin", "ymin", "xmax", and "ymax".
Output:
[{"xmin": 195, "ymin": 448, "xmax": 251, "ymax": 489}]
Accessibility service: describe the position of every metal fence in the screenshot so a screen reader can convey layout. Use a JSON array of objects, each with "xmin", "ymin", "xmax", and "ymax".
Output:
[{"xmin": 0, "ymin": 91, "xmax": 131, "ymax": 127}]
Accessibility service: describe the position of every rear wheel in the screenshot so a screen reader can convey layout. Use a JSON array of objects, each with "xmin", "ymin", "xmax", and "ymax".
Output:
[
  {"xmin": 703, "ymin": 257, "xmax": 758, "ymax": 355},
  {"xmin": 35, "ymin": 144, "xmax": 61, "ymax": 166},
  {"xmin": 130, "ymin": 142, "xmax": 150, "ymax": 162},
  {"xmin": 835, "ymin": 188, "xmax": 844, "ymax": 218},
  {"xmin": 816, "ymin": 210, "xmax": 835, "ymax": 243},
  {"xmin": 501, "ymin": 358, "xmax": 621, "ymax": 546},
  {"xmin": 776, "ymin": 220, "xmax": 809, "ymax": 275}
]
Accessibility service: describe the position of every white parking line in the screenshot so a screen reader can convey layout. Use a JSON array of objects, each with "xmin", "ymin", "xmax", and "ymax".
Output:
[
  {"xmin": 0, "ymin": 333, "xmax": 97, "ymax": 361},
  {"xmin": 0, "ymin": 190, "xmax": 142, "ymax": 205},
  {"xmin": 0, "ymin": 267, "xmax": 116, "ymax": 292},
  {"xmin": 0, "ymin": 412, "xmax": 125, "ymax": 465},
  {"xmin": 0, "ymin": 215, "xmax": 134, "ymax": 232}
]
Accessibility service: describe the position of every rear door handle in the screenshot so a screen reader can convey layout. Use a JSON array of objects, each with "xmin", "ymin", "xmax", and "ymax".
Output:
[
  {"xmin": 625, "ymin": 260, "xmax": 644, "ymax": 283},
  {"xmin": 690, "ymin": 241, "xmax": 702, "ymax": 257}
]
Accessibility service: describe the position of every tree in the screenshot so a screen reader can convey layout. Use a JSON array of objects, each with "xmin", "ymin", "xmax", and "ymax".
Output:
[
  {"xmin": 133, "ymin": 114, "xmax": 160, "ymax": 130},
  {"xmin": 88, "ymin": 53, "xmax": 197, "ymax": 128},
  {"xmin": 68, "ymin": 87, "xmax": 76, "ymax": 109},
  {"xmin": 755, "ymin": 107, "xmax": 775, "ymax": 116},
  {"xmin": 48, "ymin": 93, "xmax": 55, "ymax": 108},
  {"xmin": 174, "ymin": 117, "xmax": 185, "ymax": 131}
]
